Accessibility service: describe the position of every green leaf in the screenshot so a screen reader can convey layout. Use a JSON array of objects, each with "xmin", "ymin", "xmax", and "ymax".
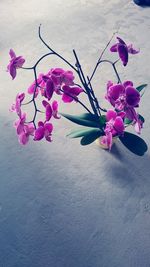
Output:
[
  {"xmin": 60, "ymin": 113, "xmax": 100, "ymax": 128},
  {"xmin": 99, "ymin": 115, "xmax": 106, "ymax": 127},
  {"xmin": 136, "ymin": 84, "xmax": 147, "ymax": 93},
  {"xmin": 76, "ymin": 113, "xmax": 99, "ymax": 122},
  {"xmin": 67, "ymin": 128, "xmax": 102, "ymax": 138},
  {"xmin": 119, "ymin": 131, "xmax": 148, "ymax": 156},
  {"xmin": 80, "ymin": 131, "xmax": 103, "ymax": 146},
  {"xmin": 124, "ymin": 118, "xmax": 133, "ymax": 125}
]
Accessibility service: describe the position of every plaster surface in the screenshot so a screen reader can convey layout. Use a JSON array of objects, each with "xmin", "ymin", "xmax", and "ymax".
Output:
[{"xmin": 0, "ymin": 1, "xmax": 150, "ymax": 266}]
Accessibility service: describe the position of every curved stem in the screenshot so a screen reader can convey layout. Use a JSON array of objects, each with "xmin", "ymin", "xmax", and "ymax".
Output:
[
  {"xmin": 89, "ymin": 32, "xmax": 117, "ymax": 82},
  {"xmin": 39, "ymin": 25, "xmax": 77, "ymax": 72}
]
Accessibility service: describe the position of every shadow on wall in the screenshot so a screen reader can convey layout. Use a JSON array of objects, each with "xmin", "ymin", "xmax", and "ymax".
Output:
[{"xmin": 133, "ymin": 0, "xmax": 150, "ymax": 6}]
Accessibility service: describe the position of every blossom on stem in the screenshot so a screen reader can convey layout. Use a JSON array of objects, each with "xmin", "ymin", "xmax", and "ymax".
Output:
[
  {"xmin": 101, "ymin": 109, "xmax": 125, "ymax": 150},
  {"xmin": 10, "ymin": 92, "xmax": 25, "ymax": 116},
  {"xmin": 62, "ymin": 85, "xmax": 84, "ymax": 103},
  {"xmin": 14, "ymin": 112, "xmax": 35, "ymax": 145},
  {"xmin": 7, "ymin": 49, "xmax": 25, "ymax": 79},
  {"xmin": 42, "ymin": 100, "xmax": 60, "ymax": 121},
  {"xmin": 110, "ymin": 37, "xmax": 139, "ymax": 66},
  {"xmin": 50, "ymin": 68, "xmax": 75, "ymax": 86},
  {"xmin": 34, "ymin": 121, "xmax": 53, "ymax": 142},
  {"xmin": 106, "ymin": 80, "xmax": 144, "ymax": 135},
  {"xmin": 14, "ymin": 112, "xmax": 26, "ymax": 135},
  {"xmin": 18, "ymin": 123, "xmax": 35, "ymax": 145},
  {"xmin": 106, "ymin": 80, "xmax": 140, "ymax": 115}
]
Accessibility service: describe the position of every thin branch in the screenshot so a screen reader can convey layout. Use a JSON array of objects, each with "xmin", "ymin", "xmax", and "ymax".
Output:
[
  {"xmin": 38, "ymin": 25, "xmax": 77, "ymax": 72},
  {"xmin": 89, "ymin": 31, "xmax": 117, "ymax": 82}
]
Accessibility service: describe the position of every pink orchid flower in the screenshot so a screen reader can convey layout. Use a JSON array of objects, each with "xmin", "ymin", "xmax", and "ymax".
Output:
[
  {"xmin": 62, "ymin": 85, "xmax": 83, "ymax": 103},
  {"xmin": 10, "ymin": 92, "xmax": 25, "ymax": 116},
  {"xmin": 7, "ymin": 49, "xmax": 25, "ymax": 79},
  {"xmin": 14, "ymin": 112, "xmax": 26, "ymax": 135},
  {"xmin": 50, "ymin": 68, "xmax": 75, "ymax": 86},
  {"xmin": 34, "ymin": 121, "xmax": 53, "ymax": 142},
  {"xmin": 62, "ymin": 70, "xmax": 75, "ymax": 85},
  {"xmin": 106, "ymin": 81, "xmax": 140, "ymax": 119},
  {"xmin": 110, "ymin": 37, "xmax": 139, "ymax": 66},
  {"xmin": 101, "ymin": 109, "xmax": 125, "ymax": 150},
  {"xmin": 14, "ymin": 112, "xmax": 35, "ymax": 145},
  {"xmin": 18, "ymin": 123, "xmax": 35, "ymax": 145},
  {"xmin": 42, "ymin": 100, "xmax": 60, "ymax": 121}
]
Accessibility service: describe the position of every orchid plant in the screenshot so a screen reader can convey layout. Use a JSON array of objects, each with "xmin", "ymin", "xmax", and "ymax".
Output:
[{"xmin": 7, "ymin": 26, "xmax": 148, "ymax": 156}]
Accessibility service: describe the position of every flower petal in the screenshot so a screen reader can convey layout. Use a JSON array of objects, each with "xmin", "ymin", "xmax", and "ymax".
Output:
[
  {"xmin": 126, "ymin": 86, "xmax": 140, "ymax": 106},
  {"xmin": 117, "ymin": 37, "xmax": 126, "ymax": 45},
  {"xmin": 118, "ymin": 43, "xmax": 128, "ymax": 66},
  {"xmin": 52, "ymin": 100, "xmax": 60, "ymax": 119},
  {"xmin": 106, "ymin": 110, "xmax": 117, "ymax": 121},
  {"xmin": 110, "ymin": 44, "xmax": 118, "ymax": 52},
  {"xmin": 62, "ymin": 70, "xmax": 75, "ymax": 85},
  {"xmin": 16, "ymin": 56, "xmax": 25, "ymax": 68},
  {"xmin": 113, "ymin": 117, "xmax": 124, "ymax": 134},
  {"xmin": 62, "ymin": 93, "xmax": 73, "ymax": 103},
  {"xmin": 108, "ymin": 84, "xmax": 125, "ymax": 101},
  {"xmin": 34, "ymin": 127, "xmax": 45, "ymax": 141},
  {"xmin": 46, "ymin": 104, "xmax": 52, "ymax": 121},
  {"xmin": 101, "ymin": 132, "xmax": 113, "ymax": 151},
  {"xmin": 128, "ymin": 44, "xmax": 140, "ymax": 54},
  {"xmin": 45, "ymin": 79, "xmax": 54, "ymax": 100},
  {"xmin": 123, "ymin": 80, "xmax": 133, "ymax": 88},
  {"xmin": 125, "ymin": 107, "xmax": 138, "ymax": 121},
  {"xmin": 44, "ymin": 123, "xmax": 53, "ymax": 133},
  {"xmin": 9, "ymin": 49, "xmax": 16, "ymax": 58},
  {"xmin": 18, "ymin": 133, "xmax": 29, "ymax": 145},
  {"xmin": 9, "ymin": 63, "xmax": 17, "ymax": 79}
]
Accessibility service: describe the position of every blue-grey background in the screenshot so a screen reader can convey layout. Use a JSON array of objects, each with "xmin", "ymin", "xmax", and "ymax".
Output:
[{"xmin": 0, "ymin": 0, "xmax": 150, "ymax": 266}]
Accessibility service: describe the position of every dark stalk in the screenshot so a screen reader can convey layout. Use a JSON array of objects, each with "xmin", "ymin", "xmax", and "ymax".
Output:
[
  {"xmin": 89, "ymin": 32, "xmax": 117, "ymax": 82},
  {"xmin": 38, "ymin": 25, "xmax": 77, "ymax": 72},
  {"xmin": 73, "ymin": 49, "xmax": 99, "ymax": 117}
]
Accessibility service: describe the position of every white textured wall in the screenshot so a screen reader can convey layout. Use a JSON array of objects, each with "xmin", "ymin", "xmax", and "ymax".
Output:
[{"xmin": 0, "ymin": 1, "xmax": 150, "ymax": 266}]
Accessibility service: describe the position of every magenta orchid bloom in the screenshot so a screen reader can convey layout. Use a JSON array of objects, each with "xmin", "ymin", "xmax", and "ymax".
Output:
[
  {"xmin": 14, "ymin": 112, "xmax": 26, "ymax": 135},
  {"xmin": 7, "ymin": 49, "xmax": 25, "ymax": 79},
  {"xmin": 18, "ymin": 123, "xmax": 35, "ymax": 145},
  {"xmin": 110, "ymin": 37, "xmax": 139, "ymax": 66},
  {"xmin": 106, "ymin": 80, "xmax": 144, "ymax": 135},
  {"xmin": 106, "ymin": 80, "xmax": 140, "ymax": 112},
  {"xmin": 42, "ymin": 100, "xmax": 60, "ymax": 121},
  {"xmin": 14, "ymin": 112, "xmax": 35, "ymax": 145},
  {"xmin": 34, "ymin": 121, "xmax": 53, "ymax": 142},
  {"xmin": 101, "ymin": 109, "xmax": 125, "ymax": 150},
  {"xmin": 10, "ymin": 92, "xmax": 25, "ymax": 116},
  {"xmin": 62, "ymin": 85, "xmax": 84, "ymax": 103},
  {"xmin": 50, "ymin": 68, "xmax": 75, "ymax": 86}
]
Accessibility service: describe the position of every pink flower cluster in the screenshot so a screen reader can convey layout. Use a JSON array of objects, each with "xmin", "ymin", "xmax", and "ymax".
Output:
[
  {"xmin": 7, "ymin": 35, "xmax": 146, "ymax": 153},
  {"xmin": 27, "ymin": 68, "xmax": 83, "ymax": 103},
  {"xmin": 9, "ymin": 51, "xmax": 84, "ymax": 145},
  {"xmin": 100, "ymin": 80, "xmax": 143, "ymax": 150}
]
